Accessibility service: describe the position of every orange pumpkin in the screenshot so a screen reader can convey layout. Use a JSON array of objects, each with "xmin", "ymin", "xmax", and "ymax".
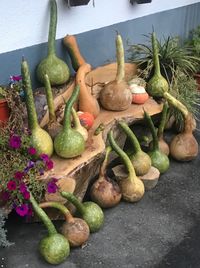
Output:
[{"xmin": 130, "ymin": 84, "xmax": 149, "ymax": 104}]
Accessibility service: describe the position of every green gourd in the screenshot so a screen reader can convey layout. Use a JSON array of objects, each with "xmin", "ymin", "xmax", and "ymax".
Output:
[
  {"xmin": 118, "ymin": 121, "xmax": 151, "ymax": 176},
  {"xmin": 36, "ymin": 0, "xmax": 70, "ymax": 86},
  {"xmin": 144, "ymin": 111, "xmax": 169, "ymax": 174},
  {"xmin": 108, "ymin": 131, "xmax": 145, "ymax": 203},
  {"xmin": 147, "ymin": 32, "xmax": 169, "ymax": 97},
  {"xmin": 61, "ymin": 191, "xmax": 104, "ymax": 233},
  {"xmin": 21, "ymin": 58, "xmax": 53, "ymax": 157},
  {"xmin": 39, "ymin": 201, "xmax": 90, "ymax": 247},
  {"xmin": 54, "ymin": 85, "xmax": 85, "ymax": 158},
  {"xmin": 29, "ymin": 193, "xmax": 70, "ymax": 265},
  {"xmin": 44, "ymin": 74, "xmax": 62, "ymax": 139}
]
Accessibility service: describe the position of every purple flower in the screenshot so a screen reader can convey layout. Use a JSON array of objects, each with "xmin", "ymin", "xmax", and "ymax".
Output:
[
  {"xmin": 23, "ymin": 191, "xmax": 30, "ymax": 200},
  {"xmin": 7, "ymin": 180, "xmax": 17, "ymax": 191},
  {"xmin": 15, "ymin": 204, "xmax": 29, "ymax": 217},
  {"xmin": 19, "ymin": 183, "xmax": 27, "ymax": 193},
  {"xmin": 47, "ymin": 181, "xmax": 58, "ymax": 194},
  {"xmin": 28, "ymin": 147, "xmax": 37, "ymax": 155},
  {"xmin": 40, "ymin": 154, "xmax": 50, "ymax": 162},
  {"xmin": 10, "ymin": 75, "xmax": 22, "ymax": 82},
  {"xmin": 26, "ymin": 160, "xmax": 35, "ymax": 170},
  {"xmin": 14, "ymin": 171, "xmax": 24, "ymax": 180},
  {"xmin": 9, "ymin": 135, "xmax": 21, "ymax": 149}
]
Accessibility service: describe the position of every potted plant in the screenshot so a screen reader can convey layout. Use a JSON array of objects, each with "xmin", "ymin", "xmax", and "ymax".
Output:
[{"xmin": 0, "ymin": 87, "xmax": 10, "ymax": 126}]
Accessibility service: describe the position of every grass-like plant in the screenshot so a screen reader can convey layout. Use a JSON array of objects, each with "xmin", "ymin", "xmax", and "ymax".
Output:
[{"xmin": 128, "ymin": 33, "xmax": 200, "ymax": 82}]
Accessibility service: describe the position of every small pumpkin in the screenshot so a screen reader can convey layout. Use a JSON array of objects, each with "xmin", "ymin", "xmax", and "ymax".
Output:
[
  {"xmin": 129, "ymin": 84, "xmax": 149, "ymax": 104},
  {"xmin": 77, "ymin": 111, "xmax": 94, "ymax": 130}
]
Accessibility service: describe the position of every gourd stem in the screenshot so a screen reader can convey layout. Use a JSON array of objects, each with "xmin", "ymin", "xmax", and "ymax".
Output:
[
  {"xmin": 29, "ymin": 193, "xmax": 57, "ymax": 235},
  {"xmin": 71, "ymin": 107, "xmax": 81, "ymax": 128},
  {"xmin": 63, "ymin": 85, "xmax": 80, "ymax": 131},
  {"xmin": 39, "ymin": 202, "xmax": 74, "ymax": 223},
  {"xmin": 144, "ymin": 111, "xmax": 159, "ymax": 151},
  {"xmin": 108, "ymin": 130, "xmax": 136, "ymax": 182},
  {"xmin": 116, "ymin": 33, "xmax": 125, "ymax": 83},
  {"xmin": 158, "ymin": 101, "xmax": 168, "ymax": 139},
  {"xmin": 60, "ymin": 192, "xmax": 85, "ymax": 216},
  {"xmin": 48, "ymin": 0, "xmax": 57, "ymax": 55},
  {"xmin": 99, "ymin": 146, "xmax": 112, "ymax": 177},
  {"xmin": 21, "ymin": 58, "xmax": 39, "ymax": 130},
  {"xmin": 118, "ymin": 121, "xmax": 141, "ymax": 153},
  {"xmin": 163, "ymin": 92, "xmax": 189, "ymax": 119},
  {"xmin": 44, "ymin": 74, "xmax": 56, "ymax": 122},
  {"xmin": 152, "ymin": 32, "xmax": 161, "ymax": 76}
]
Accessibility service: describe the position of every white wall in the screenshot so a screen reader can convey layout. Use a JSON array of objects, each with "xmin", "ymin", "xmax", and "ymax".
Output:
[{"xmin": 0, "ymin": 0, "xmax": 199, "ymax": 54}]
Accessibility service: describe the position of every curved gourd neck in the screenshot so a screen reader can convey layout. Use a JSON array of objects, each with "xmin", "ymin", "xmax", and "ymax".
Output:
[
  {"xmin": 100, "ymin": 146, "xmax": 112, "ymax": 177},
  {"xmin": 118, "ymin": 121, "xmax": 141, "ymax": 154},
  {"xmin": 152, "ymin": 32, "xmax": 161, "ymax": 76},
  {"xmin": 44, "ymin": 74, "xmax": 56, "ymax": 122},
  {"xmin": 21, "ymin": 58, "xmax": 39, "ymax": 130},
  {"xmin": 116, "ymin": 33, "xmax": 125, "ymax": 83},
  {"xmin": 48, "ymin": 0, "xmax": 57, "ymax": 56},
  {"xmin": 144, "ymin": 110, "xmax": 159, "ymax": 151},
  {"xmin": 29, "ymin": 193, "xmax": 57, "ymax": 235},
  {"xmin": 39, "ymin": 201, "xmax": 74, "ymax": 223},
  {"xmin": 60, "ymin": 192, "xmax": 85, "ymax": 215},
  {"xmin": 108, "ymin": 130, "xmax": 136, "ymax": 182},
  {"xmin": 63, "ymin": 85, "xmax": 80, "ymax": 132},
  {"xmin": 158, "ymin": 101, "xmax": 168, "ymax": 139}
]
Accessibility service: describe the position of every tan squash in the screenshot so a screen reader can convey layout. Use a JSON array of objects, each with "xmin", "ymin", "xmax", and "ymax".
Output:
[{"xmin": 76, "ymin": 63, "xmax": 100, "ymax": 118}]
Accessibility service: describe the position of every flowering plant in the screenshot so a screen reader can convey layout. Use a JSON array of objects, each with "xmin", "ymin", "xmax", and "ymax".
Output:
[{"xmin": 0, "ymin": 130, "xmax": 58, "ymax": 217}]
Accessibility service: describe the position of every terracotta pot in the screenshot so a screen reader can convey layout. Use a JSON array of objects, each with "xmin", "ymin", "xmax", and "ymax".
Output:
[
  {"xmin": 0, "ymin": 98, "xmax": 10, "ymax": 126},
  {"xmin": 194, "ymin": 73, "xmax": 200, "ymax": 91}
]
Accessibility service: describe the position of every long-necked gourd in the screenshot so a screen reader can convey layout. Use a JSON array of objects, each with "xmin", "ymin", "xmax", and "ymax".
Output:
[
  {"xmin": 36, "ymin": 0, "xmax": 70, "ymax": 86},
  {"xmin": 29, "ymin": 193, "xmax": 70, "ymax": 265},
  {"xmin": 54, "ymin": 85, "xmax": 85, "ymax": 158},
  {"xmin": 76, "ymin": 63, "xmax": 100, "ymax": 118},
  {"xmin": 44, "ymin": 73, "xmax": 62, "ymax": 139},
  {"xmin": 144, "ymin": 110, "xmax": 169, "ymax": 174},
  {"xmin": 71, "ymin": 107, "xmax": 88, "ymax": 141},
  {"xmin": 118, "ymin": 121, "xmax": 151, "ymax": 176},
  {"xmin": 39, "ymin": 201, "xmax": 90, "ymax": 247},
  {"xmin": 21, "ymin": 58, "xmax": 53, "ymax": 156},
  {"xmin": 108, "ymin": 130, "xmax": 145, "ymax": 202},
  {"xmin": 147, "ymin": 31, "xmax": 169, "ymax": 97},
  {"xmin": 99, "ymin": 33, "xmax": 132, "ymax": 111},
  {"xmin": 90, "ymin": 146, "xmax": 122, "ymax": 208}
]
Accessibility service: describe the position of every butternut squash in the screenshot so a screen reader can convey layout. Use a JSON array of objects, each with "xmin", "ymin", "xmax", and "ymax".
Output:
[
  {"xmin": 63, "ymin": 35, "xmax": 86, "ymax": 72},
  {"xmin": 76, "ymin": 63, "xmax": 100, "ymax": 118}
]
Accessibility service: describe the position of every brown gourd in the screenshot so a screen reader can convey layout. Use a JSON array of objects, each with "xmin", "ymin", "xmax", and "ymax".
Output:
[
  {"xmin": 63, "ymin": 35, "xmax": 86, "ymax": 72},
  {"xmin": 99, "ymin": 33, "xmax": 132, "ymax": 111},
  {"xmin": 76, "ymin": 63, "xmax": 100, "ymax": 118}
]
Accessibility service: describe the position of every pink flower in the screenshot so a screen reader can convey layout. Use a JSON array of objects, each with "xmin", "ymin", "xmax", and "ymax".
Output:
[
  {"xmin": 46, "ymin": 160, "xmax": 54, "ymax": 170},
  {"xmin": 19, "ymin": 183, "xmax": 27, "ymax": 193},
  {"xmin": 7, "ymin": 180, "xmax": 17, "ymax": 191},
  {"xmin": 9, "ymin": 135, "xmax": 21, "ymax": 149},
  {"xmin": 47, "ymin": 181, "xmax": 58, "ymax": 193},
  {"xmin": 28, "ymin": 147, "xmax": 37, "ymax": 155},
  {"xmin": 23, "ymin": 191, "xmax": 30, "ymax": 200},
  {"xmin": 15, "ymin": 204, "xmax": 29, "ymax": 217},
  {"xmin": 10, "ymin": 75, "xmax": 22, "ymax": 82},
  {"xmin": 14, "ymin": 171, "xmax": 24, "ymax": 180}
]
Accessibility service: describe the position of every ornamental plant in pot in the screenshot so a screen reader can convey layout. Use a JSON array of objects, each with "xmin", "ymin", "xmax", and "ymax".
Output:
[{"xmin": 0, "ymin": 87, "xmax": 10, "ymax": 126}]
